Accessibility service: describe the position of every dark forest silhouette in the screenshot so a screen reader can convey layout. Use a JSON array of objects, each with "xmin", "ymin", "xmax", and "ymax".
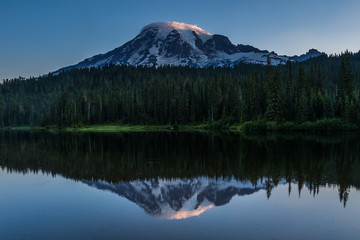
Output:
[{"xmin": 0, "ymin": 52, "xmax": 360, "ymax": 128}]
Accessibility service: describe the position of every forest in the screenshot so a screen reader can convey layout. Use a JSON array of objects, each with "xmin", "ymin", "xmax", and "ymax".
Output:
[{"xmin": 1, "ymin": 51, "xmax": 360, "ymax": 130}]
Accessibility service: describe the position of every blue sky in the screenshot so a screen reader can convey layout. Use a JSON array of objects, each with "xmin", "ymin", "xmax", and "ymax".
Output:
[{"xmin": 1, "ymin": 0, "xmax": 359, "ymax": 80}]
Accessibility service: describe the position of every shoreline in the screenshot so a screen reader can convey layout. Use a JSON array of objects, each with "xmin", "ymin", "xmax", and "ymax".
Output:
[{"xmin": 1, "ymin": 119, "xmax": 359, "ymax": 133}]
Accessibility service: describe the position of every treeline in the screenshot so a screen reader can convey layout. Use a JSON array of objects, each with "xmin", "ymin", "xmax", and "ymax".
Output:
[{"xmin": 1, "ymin": 51, "xmax": 360, "ymax": 127}]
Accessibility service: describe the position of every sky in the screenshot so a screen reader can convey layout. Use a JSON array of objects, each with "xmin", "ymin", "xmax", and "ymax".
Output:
[{"xmin": 1, "ymin": 0, "xmax": 359, "ymax": 80}]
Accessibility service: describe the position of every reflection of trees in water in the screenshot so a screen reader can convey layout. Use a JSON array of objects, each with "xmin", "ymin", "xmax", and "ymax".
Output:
[
  {"xmin": 337, "ymin": 157, "xmax": 353, "ymax": 208},
  {"xmin": 0, "ymin": 131, "xmax": 359, "ymax": 206}
]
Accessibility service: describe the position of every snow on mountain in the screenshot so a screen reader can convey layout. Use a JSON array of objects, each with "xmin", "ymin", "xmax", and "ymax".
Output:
[
  {"xmin": 141, "ymin": 22, "xmax": 213, "ymax": 43},
  {"xmin": 55, "ymin": 21, "xmax": 325, "ymax": 73},
  {"xmin": 83, "ymin": 177, "xmax": 268, "ymax": 219},
  {"xmin": 290, "ymin": 49, "xmax": 325, "ymax": 62}
]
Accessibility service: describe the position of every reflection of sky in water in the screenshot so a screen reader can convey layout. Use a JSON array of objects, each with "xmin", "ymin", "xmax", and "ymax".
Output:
[{"xmin": 1, "ymin": 169, "xmax": 359, "ymax": 240}]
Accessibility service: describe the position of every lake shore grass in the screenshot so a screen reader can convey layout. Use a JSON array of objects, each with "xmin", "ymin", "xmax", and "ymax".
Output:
[{"xmin": 2, "ymin": 119, "xmax": 359, "ymax": 133}]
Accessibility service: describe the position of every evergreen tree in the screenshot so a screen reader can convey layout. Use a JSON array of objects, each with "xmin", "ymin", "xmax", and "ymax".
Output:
[
  {"xmin": 265, "ymin": 71, "xmax": 283, "ymax": 122},
  {"xmin": 337, "ymin": 55, "xmax": 355, "ymax": 117},
  {"xmin": 0, "ymin": 94, "xmax": 5, "ymax": 127}
]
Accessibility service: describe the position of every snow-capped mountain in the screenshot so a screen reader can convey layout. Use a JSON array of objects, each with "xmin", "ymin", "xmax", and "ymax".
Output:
[
  {"xmin": 83, "ymin": 177, "xmax": 268, "ymax": 219},
  {"xmin": 55, "ymin": 21, "xmax": 325, "ymax": 73},
  {"xmin": 290, "ymin": 48, "xmax": 326, "ymax": 62}
]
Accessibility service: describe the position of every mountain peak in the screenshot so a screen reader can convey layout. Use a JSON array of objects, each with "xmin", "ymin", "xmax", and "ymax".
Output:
[
  {"xmin": 290, "ymin": 48, "xmax": 325, "ymax": 62},
  {"xmin": 307, "ymin": 48, "xmax": 321, "ymax": 53},
  {"xmin": 83, "ymin": 178, "xmax": 267, "ymax": 219},
  {"xmin": 141, "ymin": 21, "xmax": 212, "ymax": 37},
  {"xmin": 54, "ymin": 22, "xmax": 326, "ymax": 74}
]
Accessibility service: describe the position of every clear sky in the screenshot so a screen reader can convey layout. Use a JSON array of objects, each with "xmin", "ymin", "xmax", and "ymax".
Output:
[{"xmin": 1, "ymin": 0, "xmax": 359, "ymax": 80}]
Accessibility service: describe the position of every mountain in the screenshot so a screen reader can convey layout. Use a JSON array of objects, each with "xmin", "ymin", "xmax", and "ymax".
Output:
[
  {"xmin": 290, "ymin": 48, "xmax": 326, "ymax": 62},
  {"xmin": 83, "ymin": 177, "xmax": 268, "ymax": 219},
  {"xmin": 55, "ymin": 22, "xmax": 325, "ymax": 73}
]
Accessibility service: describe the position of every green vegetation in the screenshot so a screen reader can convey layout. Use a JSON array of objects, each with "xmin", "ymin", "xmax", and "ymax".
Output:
[
  {"xmin": 1, "ymin": 51, "xmax": 360, "ymax": 131},
  {"xmin": 238, "ymin": 119, "xmax": 358, "ymax": 133},
  {"xmin": 66, "ymin": 125, "xmax": 172, "ymax": 132},
  {"xmin": 4, "ymin": 126, "xmax": 48, "ymax": 131},
  {"xmin": 3, "ymin": 118, "xmax": 359, "ymax": 133}
]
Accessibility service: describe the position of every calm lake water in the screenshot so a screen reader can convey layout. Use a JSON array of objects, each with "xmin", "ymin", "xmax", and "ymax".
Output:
[{"xmin": 0, "ymin": 131, "xmax": 359, "ymax": 240}]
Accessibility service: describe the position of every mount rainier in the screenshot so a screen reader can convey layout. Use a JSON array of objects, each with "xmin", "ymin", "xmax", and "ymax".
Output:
[
  {"xmin": 56, "ymin": 21, "xmax": 325, "ymax": 73},
  {"xmin": 83, "ymin": 177, "xmax": 268, "ymax": 219}
]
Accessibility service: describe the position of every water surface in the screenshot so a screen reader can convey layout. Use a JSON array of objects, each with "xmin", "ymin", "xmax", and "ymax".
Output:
[{"xmin": 0, "ymin": 131, "xmax": 359, "ymax": 239}]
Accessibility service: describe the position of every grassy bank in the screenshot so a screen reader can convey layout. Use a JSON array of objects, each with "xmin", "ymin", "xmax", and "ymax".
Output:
[
  {"xmin": 66, "ymin": 125, "xmax": 173, "ymax": 132},
  {"xmin": 2, "ymin": 119, "xmax": 359, "ymax": 133},
  {"xmin": 234, "ymin": 119, "xmax": 359, "ymax": 133},
  {"xmin": 3, "ymin": 124, "xmax": 210, "ymax": 133}
]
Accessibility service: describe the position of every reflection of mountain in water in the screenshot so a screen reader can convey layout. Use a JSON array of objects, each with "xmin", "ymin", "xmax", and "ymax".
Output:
[
  {"xmin": 83, "ymin": 178, "xmax": 267, "ymax": 219},
  {"xmin": 1, "ymin": 131, "xmax": 359, "ymax": 209}
]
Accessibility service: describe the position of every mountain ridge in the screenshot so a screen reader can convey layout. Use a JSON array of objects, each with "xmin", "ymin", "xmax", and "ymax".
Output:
[
  {"xmin": 83, "ymin": 177, "xmax": 267, "ymax": 219},
  {"xmin": 55, "ymin": 21, "xmax": 325, "ymax": 74}
]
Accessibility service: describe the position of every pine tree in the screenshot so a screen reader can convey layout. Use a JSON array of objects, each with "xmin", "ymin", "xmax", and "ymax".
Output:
[
  {"xmin": 298, "ymin": 91, "xmax": 311, "ymax": 123},
  {"xmin": 0, "ymin": 94, "xmax": 5, "ymax": 127},
  {"xmin": 314, "ymin": 90, "xmax": 325, "ymax": 120},
  {"xmin": 244, "ymin": 73, "xmax": 260, "ymax": 120},
  {"xmin": 284, "ymin": 61, "xmax": 294, "ymax": 121},
  {"xmin": 323, "ymin": 92, "xmax": 334, "ymax": 118},
  {"xmin": 265, "ymin": 71, "xmax": 283, "ymax": 122},
  {"xmin": 337, "ymin": 55, "xmax": 355, "ymax": 117}
]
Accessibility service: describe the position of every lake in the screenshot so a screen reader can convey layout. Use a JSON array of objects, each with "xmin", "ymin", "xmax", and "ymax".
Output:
[{"xmin": 0, "ymin": 131, "xmax": 359, "ymax": 240}]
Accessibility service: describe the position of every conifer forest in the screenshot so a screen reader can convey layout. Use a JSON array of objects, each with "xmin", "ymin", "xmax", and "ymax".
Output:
[{"xmin": 1, "ymin": 52, "xmax": 359, "ymax": 129}]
